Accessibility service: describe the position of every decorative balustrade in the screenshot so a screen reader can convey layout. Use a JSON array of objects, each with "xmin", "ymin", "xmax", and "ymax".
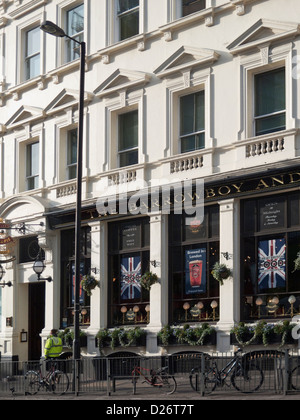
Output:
[
  {"xmin": 170, "ymin": 155, "xmax": 204, "ymax": 174},
  {"xmin": 246, "ymin": 137, "xmax": 285, "ymax": 158},
  {"xmin": 108, "ymin": 170, "xmax": 137, "ymax": 185},
  {"xmin": 56, "ymin": 182, "xmax": 77, "ymax": 198}
]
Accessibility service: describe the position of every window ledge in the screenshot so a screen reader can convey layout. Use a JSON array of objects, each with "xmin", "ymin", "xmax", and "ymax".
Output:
[
  {"xmin": 4, "ymin": 60, "xmax": 81, "ymax": 102},
  {"xmin": 95, "ymin": 34, "xmax": 146, "ymax": 64},
  {"xmin": 159, "ymin": 7, "xmax": 215, "ymax": 39},
  {"xmin": 7, "ymin": 75, "xmax": 47, "ymax": 100}
]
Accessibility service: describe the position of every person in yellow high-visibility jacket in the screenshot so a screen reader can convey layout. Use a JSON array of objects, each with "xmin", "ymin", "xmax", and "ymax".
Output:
[{"xmin": 44, "ymin": 329, "xmax": 63, "ymax": 359}]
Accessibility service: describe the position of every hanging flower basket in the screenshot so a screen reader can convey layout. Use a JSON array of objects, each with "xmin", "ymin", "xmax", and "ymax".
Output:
[
  {"xmin": 211, "ymin": 262, "xmax": 232, "ymax": 285},
  {"xmin": 81, "ymin": 274, "xmax": 100, "ymax": 296},
  {"xmin": 140, "ymin": 272, "xmax": 158, "ymax": 291}
]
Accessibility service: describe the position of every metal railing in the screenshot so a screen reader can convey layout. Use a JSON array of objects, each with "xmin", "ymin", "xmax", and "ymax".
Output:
[{"xmin": 0, "ymin": 349, "xmax": 299, "ymax": 397}]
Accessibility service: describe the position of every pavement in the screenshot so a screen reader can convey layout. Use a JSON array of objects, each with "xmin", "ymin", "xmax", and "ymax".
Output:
[
  {"xmin": 1, "ymin": 386, "xmax": 299, "ymax": 401},
  {"xmin": 0, "ymin": 376, "xmax": 299, "ymax": 403},
  {"xmin": 2, "ymin": 392, "xmax": 299, "ymax": 400}
]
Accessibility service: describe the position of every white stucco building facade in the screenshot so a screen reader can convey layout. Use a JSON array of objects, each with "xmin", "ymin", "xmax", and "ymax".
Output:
[{"xmin": 0, "ymin": 0, "xmax": 300, "ymax": 361}]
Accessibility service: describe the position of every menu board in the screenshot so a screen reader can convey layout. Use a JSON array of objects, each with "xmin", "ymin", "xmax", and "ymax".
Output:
[
  {"xmin": 259, "ymin": 198, "xmax": 285, "ymax": 230},
  {"xmin": 121, "ymin": 223, "xmax": 141, "ymax": 250}
]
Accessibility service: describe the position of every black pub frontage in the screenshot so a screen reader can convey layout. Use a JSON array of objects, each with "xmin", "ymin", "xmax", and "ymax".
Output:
[{"xmin": 45, "ymin": 164, "xmax": 300, "ymax": 354}]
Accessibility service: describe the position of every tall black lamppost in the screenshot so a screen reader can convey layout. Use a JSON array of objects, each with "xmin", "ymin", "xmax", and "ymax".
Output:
[{"xmin": 40, "ymin": 21, "xmax": 86, "ymax": 364}]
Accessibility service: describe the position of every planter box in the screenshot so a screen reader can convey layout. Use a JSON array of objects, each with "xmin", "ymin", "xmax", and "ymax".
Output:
[
  {"xmin": 230, "ymin": 333, "xmax": 262, "ymax": 346},
  {"xmin": 63, "ymin": 335, "xmax": 87, "ymax": 349},
  {"xmin": 158, "ymin": 331, "xmax": 216, "ymax": 347},
  {"xmin": 97, "ymin": 335, "xmax": 147, "ymax": 351},
  {"xmin": 230, "ymin": 332, "xmax": 296, "ymax": 346}
]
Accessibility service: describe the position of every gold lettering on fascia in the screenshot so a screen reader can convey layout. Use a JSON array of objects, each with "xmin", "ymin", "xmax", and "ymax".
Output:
[
  {"xmin": 96, "ymin": 171, "xmax": 300, "ymax": 219},
  {"xmin": 205, "ymin": 172, "xmax": 300, "ymax": 199},
  {"xmin": 205, "ymin": 183, "xmax": 244, "ymax": 198}
]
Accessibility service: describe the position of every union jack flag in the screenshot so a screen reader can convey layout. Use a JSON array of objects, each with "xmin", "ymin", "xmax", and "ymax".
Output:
[
  {"xmin": 121, "ymin": 256, "xmax": 142, "ymax": 300},
  {"xmin": 258, "ymin": 239, "xmax": 286, "ymax": 291}
]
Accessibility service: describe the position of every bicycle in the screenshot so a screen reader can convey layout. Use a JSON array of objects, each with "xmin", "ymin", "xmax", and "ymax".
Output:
[
  {"xmin": 289, "ymin": 363, "xmax": 300, "ymax": 391},
  {"xmin": 189, "ymin": 348, "xmax": 264, "ymax": 394},
  {"xmin": 25, "ymin": 360, "xmax": 70, "ymax": 396},
  {"xmin": 132, "ymin": 365, "xmax": 177, "ymax": 395}
]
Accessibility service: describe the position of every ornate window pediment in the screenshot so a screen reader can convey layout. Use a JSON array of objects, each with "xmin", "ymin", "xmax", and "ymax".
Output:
[
  {"xmin": 94, "ymin": 69, "xmax": 151, "ymax": 99},
  {"xmin": 154, "ymin": 46, "xmax": 220, "ymax": 79},
  {"xmin": 5, "ymin": 105, "xmax": 44, "ymax": 130},
  {"xmin": 45, "ymin": 88, "xmax": 93, "ymax": 116},
  {"xmin": 227, "ymin": 19, "xmax": 300, "ymax": 55}
]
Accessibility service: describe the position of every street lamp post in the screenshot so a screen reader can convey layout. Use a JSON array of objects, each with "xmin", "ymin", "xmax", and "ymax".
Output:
[{"xmin": 40, "ymin": 21, "xmax": 86, "ymax": 365}]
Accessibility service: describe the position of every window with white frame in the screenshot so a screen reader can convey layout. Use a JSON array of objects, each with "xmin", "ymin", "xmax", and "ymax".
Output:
[
  {"xmin": 118, "ymin": 110, "xmax": 139, "ymax": 167},
  {"xmin": 227, "ymin": 20, "xmax": 295, "ymax": 140},
  {"xmin": 182, "ymin": 0, "xmax": 206, "ymax": 17},
  {"xmin": 117, "ymin": 0, "xmax": 140, "ymax": 41},
  {"xmin": 25, "ymin": 26, "xmax": 40, "ymax": 80},
  {"xmin": 180, "ymin": 90, "xmax": 205, "ymax": 153},
  {"xmin": 254, "ymin": 67, "xmax": 286, "ymax": 137},
  {"xmin": 67, "ymin": 129, "xmax": 78, "ymax": 180},
  {"xmin": 26, "ymin": 142, "xmax": 39, "ymax": 191},
  {"xmin": 66, "ymin": 3, "xmax": 84, "ymax": 62}
]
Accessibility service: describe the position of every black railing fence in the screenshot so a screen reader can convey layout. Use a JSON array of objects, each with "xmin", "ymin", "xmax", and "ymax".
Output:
[{"xmin": 0, "ymin": 349, "xmax": 300, "ymax": 397}]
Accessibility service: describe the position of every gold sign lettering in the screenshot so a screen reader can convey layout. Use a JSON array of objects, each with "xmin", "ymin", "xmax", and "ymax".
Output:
[{"xmin": 256, "ymin": 179, "xmax": 270, "ymax": 190}]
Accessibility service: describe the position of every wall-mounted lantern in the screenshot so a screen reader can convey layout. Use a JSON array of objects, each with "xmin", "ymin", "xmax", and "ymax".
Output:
[
  {"xmin": 0, "ymin": 264, "xmax": 12, "ymax": 287},
  {"xmin": 33, "ymin": 252, "xmax": 52, "ymax": 282}
]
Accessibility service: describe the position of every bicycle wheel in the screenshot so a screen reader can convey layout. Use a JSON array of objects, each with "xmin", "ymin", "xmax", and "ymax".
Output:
[
  {"xmin": 290, "ymin": 365, "xmax": 300, "ymax": 391},
  {"xmin": 231, "ymin": 362, "xmax": 264, "ymax": 393},
  {"xmin": 49, "ymin": 370, "xmax": 69, "ymax": 395},
  {"xmin": 157, "ymin": 374, "xmax": 177, "ymax": 395},
  {"xmin": 25, "ymin": 371, "xmax": 40, "ymax": 395},
  {"xmin": 189, "ymin": 367, "xmax": 217, "ymax": 394}
]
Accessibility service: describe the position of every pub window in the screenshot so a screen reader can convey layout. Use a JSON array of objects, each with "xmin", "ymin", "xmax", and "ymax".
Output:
[
  {"xmin": 25, "ymin": 26, "xmax": 40, "ymax": 81},
  {"xmin": 60, "ymin": 227, "xmax": 91, "ymax": 328},
  {"xmin": 117, "ymin": 0, "xmax": 140, "ymax": 41},
  {"xmin": 182, "ymin": 0, "xmax": 206, "ymax": 17},
  {"xmin": 241, "ymin": 192, "xmax": 300, "ymax": 321},
  {"xmin": 254, "ymin": 68, "xmax": 286, "ymax": 136},
  {"xmin": 66, "ymin": 3, "xmax": 84, "ymax": 63},
  {"xmin": 118, "ymin": 110, "xmax": 139, "ymax": 168},
  {"xmin": 67, "ymin": 129, "xmax": 77, "ymax": 180},
  {"xmin": 108, "ymin": 218, "xmax": 150, "ymax": 327},
  {"xmin": 169, "ymin": 205, "xmax": 220, "ymax": 324},
  {"xmin": 26, "ymin": 142, "xmax": 39, "ymax": 191},
  {"xmin": 180, "ymin": 91, "xmax": 205, "ymax": 153}
]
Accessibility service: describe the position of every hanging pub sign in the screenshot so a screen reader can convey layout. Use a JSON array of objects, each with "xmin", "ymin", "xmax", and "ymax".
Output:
[
  {"xmin": 120, "ymin": 256, "xmax": 142, "ymax": 300},
  {"xmin": 0, "ymin": 219, "xmax": 16, "ymax": 262},
  {"xmin": 258, "ymin": 238, "xmax": 286, "ymax": 292},
  {"xmin": 185, "ymin": 248, "xmax": 207, "ymax": 295}
]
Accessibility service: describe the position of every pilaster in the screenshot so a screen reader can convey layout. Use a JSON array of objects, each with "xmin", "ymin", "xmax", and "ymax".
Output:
[{"xmin": 217, "ymin": 198, "xmax": 240, "ymax": 351}]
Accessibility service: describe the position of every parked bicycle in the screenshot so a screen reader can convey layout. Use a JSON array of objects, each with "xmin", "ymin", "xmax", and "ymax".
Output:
[
  {"xmin": 289, "ymin": 364, "xmax": 300, "ymax": 391},
  {"xmin": 25, "ymin": 360, "xmax": 70, "ymax": 396},
  {"xmin": 132, "ymin": 365, "xmax": 177, "ymax": 395},
  {"xmin": 189, "ymin": 348, "xmax": 264, "ymax": 394}
]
